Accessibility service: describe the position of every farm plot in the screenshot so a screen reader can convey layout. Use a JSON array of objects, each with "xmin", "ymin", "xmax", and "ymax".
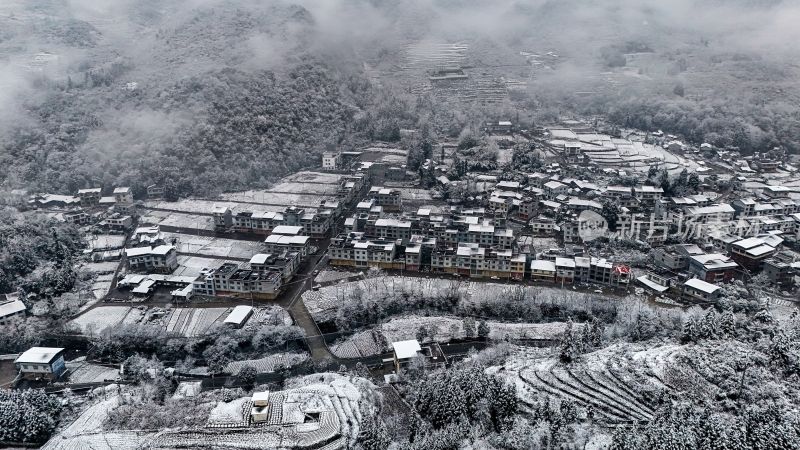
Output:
[
  {"xmin": 331, "ymin": 315, "xmax": 573, "ymax": 358},
  {"xmin": 69, "ymin": 306, "xmax": 132, "ymax": 334},
  {"xmin": 163, "ymin": 232, "xmax": 264, "ymax": 259},
  {"xmin": 219, "ymin": 191, "xmax": 336, "ymax": 207},
  {"xmin": 331, "ymin": 331, "xmax": 383, "ymax": 359},
  {"xmin": 303, "ymin": 276, "xmax": 630, "ymax": 324},
  {"xmin": 154, "ymin": 373, "xmax": 367, "ymax": 449},
  {"xmin": 66, "ymin": 360, "xmax": 119, "ymax": 383},
  {"xmin": 302, "ymin": 277, "xmax": 464, "ymax": 323},
  {"xmin": 398, "ymin": 188, "xmax": 433, "ymax": 202},
  {"xmin": 90, "ymin": 273, "xmax": 114, "ymax": 300},
  {"xmin": 86, "ymin": 235, "xmax": 126, "ymax": 251},
  {"xmin": 280, "ymin": 171, "xmax": 344, "ymax": 185},
  {"xmin": 269, "ymin": 181, "xmax": 341, "ymax": 195},
  {"xmin": 314, "ymin": 269, "xmax": 362, "ymax": 285},
  {"xmin": 490, "ymin": 344, "xmax": 669, "ymax": 425},
  {"xmin": 174, "ymin": 255, "xmax": 229, "ymax": 277},
  {"xmin": 139, "ymin": 210, "xmax": 216, "ymax": 231},
  {"xmin": 247, "ymin": 306, "xmax": 293, "ymax": 327},
  {"xmin": 225, "ymin": 352, "xmax": 309, "ymax": 375},
  {"xmin": 165, "ymin": 307, "xmax": 228, "ymax": 337},
  {"xmin": 41, "ymin": 393, "xmax": 156, "ymax": 450}
]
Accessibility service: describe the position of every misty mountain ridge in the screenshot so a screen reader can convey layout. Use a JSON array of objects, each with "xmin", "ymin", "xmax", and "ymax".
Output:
[{"xmin": 2, "ymin": 0, "xmax": 800, "ymax": 197}]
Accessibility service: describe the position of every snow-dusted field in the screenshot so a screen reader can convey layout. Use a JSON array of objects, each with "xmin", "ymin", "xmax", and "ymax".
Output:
[
  {"xmin": 280, "ymin": 171, "xmax": 344, "ymax": 184},
  {"xmin": 139, "ymin": 209, "xmax": 216, "ymax": 231},
  {"xmin": 86, "ymin": 235, "xmax": 126, "ymax": 251},
  {"xmin": 489, "ymin": 344, "xmax": 662, "ymax": 424},
  {"xmin": 314, "ymin": 269, "xmax": 362, "ymax": 284},
  {"xmin": 154, "ymin": 373, "xmax": 370, "ymax": 450},
  {"xmin": 42, "ymin": 390, "xmax": 155, "ymax": 450},
  {"xmin": 398, "ymin": 188, "xmax": 433, "ymax": 202},
  {"xmin": 330, "ymin": 315, "xmax": 575, "ymax": 358},
  {"xmin": 165, "ymin": 307, "xmax": 228, "ymax": 337},
  {"xmin": 174, "ymin": 255, "xmax": 230, "ymax": 277},
  {"xmin": 69, "ymin": 306, "xmax": 132, "ymax": 334},
  {"xmin": 303, "ymin": 276, "xmax": 628, "ymax": 324},
  {"xmin": 218, "ymin": 191, "xmax": 335, "ymax": 207},
  {"xmin": 66, "ymin": 359, "xmax": 120, "ymax": 383},
  {"xmin": 163, "ymin": 232, "xmax": 264, "ymax": 259},
  {"xmin": 69, "ymin": 306, "xmax": 229, "ymax": 337},
  {"xmin": 225, "ymin": 352, "xmax": 309, "ymax": 375},
  {"xmin": 269, "ymin": 181, "xmax": 341, "ymax": 195}
]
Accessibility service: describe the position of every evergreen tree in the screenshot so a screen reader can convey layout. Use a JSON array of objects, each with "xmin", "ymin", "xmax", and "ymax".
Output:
[
  {"xmin": 681, "ymin": 317, "xmax": 699, "ymax": 343},
  {"xmin": 559, "ymin": 319, "xmax": 579, "ymax": 363},
  {"xmin": 357, "ymin": 412, "xmax": 392, "ymax": 450},
  {"xmin": 720, "ymin": 310, "xmax": 736, "ymax": 337},
  {"xmin": 590, "ymin": 317, "xmax": 604, "ymax": 347},
  {"xmin": 699, "ymin": 310, "xmax": 718, "ymax": 339},
  {"xmin": 687, "ymin": 172, "xmax": 701, "ymax": 193},
  {"xmin": 416, "ymin": 326, "xmax": 429, "ymax": 343},
  {"xmin": 462, "ymin": 317, "xmax": 476, "ymax": 339},
  {"xmin": 477, "ymin": 320, "xmax": 490, "ymax": 338}
]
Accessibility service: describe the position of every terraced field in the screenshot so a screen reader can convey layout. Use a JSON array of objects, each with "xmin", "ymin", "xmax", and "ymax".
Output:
[{"xmin": 494, "ymin": 345, "xmax": 675, "ymax": 425}]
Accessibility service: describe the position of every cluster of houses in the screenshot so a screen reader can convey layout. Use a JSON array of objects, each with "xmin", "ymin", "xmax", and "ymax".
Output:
[
  {"xmin": 211, "ymin": 175, "xmax": 366, "ymax": 238},
  {"xmin": 327, "ymin": 184, "xmax": 635, "ymax": 286},
  {"xmin": 325, "ymin": 122, "xmax": 799, "ymax": 302},
  {"xmin": 117, "ymin": 224, "xmax": 312, "ymax": 301},
  {"xmin": 28, "ymin": 186, "xmax": 138, "ymax": 232}
]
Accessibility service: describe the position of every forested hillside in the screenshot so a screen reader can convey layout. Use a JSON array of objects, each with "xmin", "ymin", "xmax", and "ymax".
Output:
[
  {"xmin": 0, "ymin": 65, "xmax": 356, "ymax": 198},
  {"xmin": 0, "ymin": 1, "xmax": 369, "ymax": 198}
]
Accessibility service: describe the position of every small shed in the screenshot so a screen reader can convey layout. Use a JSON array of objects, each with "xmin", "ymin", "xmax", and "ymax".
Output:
[
  {"xmin": 224, "ymin": 306, "xmax": 254, "ymax": 328},
  {"xmin": 15, "ymin": 347, "xmax": 66, "ymax": 380},
  {"xmin": 392, "ymin": 339, "xmax": 422, "ymax": 372}
]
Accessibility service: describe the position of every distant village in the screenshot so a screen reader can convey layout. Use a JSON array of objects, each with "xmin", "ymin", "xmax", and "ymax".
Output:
[
  {"xmin": 9, "ymin": 118, "xmax": 800, "ymax": 324},
  {"xmin": 4, "ymin": 114, "xmax": 800, "ymax": 450}
]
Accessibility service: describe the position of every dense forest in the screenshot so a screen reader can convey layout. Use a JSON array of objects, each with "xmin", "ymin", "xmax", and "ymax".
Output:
[
  {"xmin": 0, "ymin": 208, "xmax": 84, "ymax": 296},
  {"xmin": 0, "ymin": 64, "xmax": 359, "ymax": 198}
]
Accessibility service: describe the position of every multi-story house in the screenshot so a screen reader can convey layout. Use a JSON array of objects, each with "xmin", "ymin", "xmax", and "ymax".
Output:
[
  {"xmin": 125, "ymin": 245, "xmax": 178, "ymax": 273},
  {"xmin": 197, "ymin": 263, "xmax": 283, "ymax": 300},
  {"xmin": 368, "ymin": 187, "xmax": 402, "ymax": 212},
  {"xmin": 633, "ymin": 185, "xmax": 664, "ymax": 203},
  {"xmin": 682, "ymin": 278, "xmax": 721, "ymax": 303},
  {"xmin": 730, "ymin": 237, "xmax": 778, "ymax": 271},
  {"xmin": 249, "ymin": 252, "xmax": 300, "ymax": 282},
  {"xmin": 77, "ymin": 188, "xmax": 102, "ymax": 206},
  {"xmin": 688, "ymin": 253, "xmax": 738, "ymax": 283},
  {"xmin": 264, "ymin": 234, "xmax": 310, "ymax": 258},
  {"xmin": 373, "ymin": 218, "xmax": 413, "ymax": 241}
]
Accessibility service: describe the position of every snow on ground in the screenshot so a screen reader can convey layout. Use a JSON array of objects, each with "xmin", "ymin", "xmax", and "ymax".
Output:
[
  {"xmin": 86, "ymin": 235, "xmax": 126, "ymax": 251},
  {"xmin": 399, "ymin": 188, "xmax": 433, "ymax": 202},
  {"xmin": 174, "ymin": 255, "xmax": 230, "ymax": 277},
  {"xmin": 155, "ymin": 373, "xmax": 370, "ymax": 449},
  {"xmin": 303, "ymin": 276, "xmax": 632, "ymax": 324},
  {"xmin": 66, "ymin": 359, "xmax": 120, "ymax": 383},
  {"xmin": 166, "ymin": 307, "xmax": 228, "ymax": 337},
  {"xmin": 69, "ymin": 306, "xmax": 131, "ymax": 334},
  {"xmin": 279, "ymin": 171, "xmax": 344, "ymax": 184},
  {"xmin": 331, "ymin": 315, "xmax": 575, "ymax": 358},
  {"xmin": 314, "ymin": 269, "xmax": 363, "ymax": 284},
  {"xmin": 270, "ymin": 181, "xmax": 340, "ymax": 195},
  {"xmin": 42, "ymin": 390, "xmax": 155, "ymax": 450},
  {"xmin": 172, "ymin": 381, "xmax": 202, "ymax": 399},
  {"xmin": 207, "ymin": 397, "xmax": 249, "ymax": 425},
  {"xmin": 81, "ymin": 261, "xmax": 121, "ymax": 274},
  {"xmin": 69, "ymin": 306, "xmax": 228, "ymax": 337},
  {"xmin": 225, "ymin": 352, "xmax": 309, "ymax": 375},
  {"xmin": 218, "ymin": 191, "xmax": 336, "ymax": 207},
  {"xmin": 162, "ymin": 232, "xmax": 264, "ymax": 259},
  {"xmin": 139, "ymin": 210, "xmax": 216, "ymax": 231}
]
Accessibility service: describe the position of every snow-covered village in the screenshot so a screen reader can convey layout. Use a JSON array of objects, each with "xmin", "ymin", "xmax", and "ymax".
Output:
[{"xmin": 3, "ymin": 1, "xmax": 800, "ymax": 449}]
